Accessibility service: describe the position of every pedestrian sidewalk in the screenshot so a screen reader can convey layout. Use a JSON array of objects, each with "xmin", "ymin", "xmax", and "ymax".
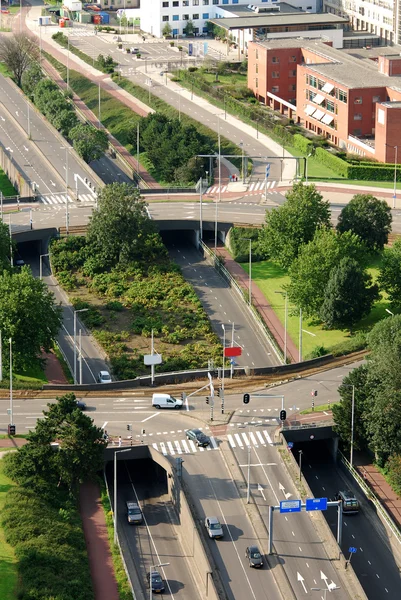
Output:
[
  {"xmin": 42, "ymin": 349, "xmax": 69, "ymax": 384},
  {"xmin": 213, "ymin": 246, "xmax": 298, "ymax": 362}
]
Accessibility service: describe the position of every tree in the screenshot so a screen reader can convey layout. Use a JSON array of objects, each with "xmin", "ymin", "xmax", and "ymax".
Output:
[
  {"xmin": 259, "ymin": 183, "xmax": 331, "ymax": 268},
  {"xmin": 0, "ymin": 268, "xmax": 62, "ymax": 371},
  {"xmin": 336, "ymin": 194, "xmax": 392, "ymax": 251},
  {"xmin": 86, "ymin": 183, "xmax": 164, "ymax": 270},
  {"xmin": 52, "ymin": 108, "xmax": 78, "ymax": 137},
  {"xmin": 378, "ymin": 239, "xmax": 401, "ymax": 307},
  {"xmin": 5, "ymin": 393, "xmax": 106, "ymax": 492},
  {"xmin": 319, "ymin": 257, "xmax": 379, "ymax": 330},
  {"xmin": 183, "ymin": 20, "xmax": 195, "ymax": 37},
  {"xmin": 287, "ymin": 229, "xmax": 364, "ymax": 317},
  {"xmin": 366, "ymin": 314, "xmax": 401, "ymax": 391},
  {"xmin": 0, "ymin": 221, "xmax": 13, "ymax": 272},
  {"xmin": 162, "ymin": 22, "xmax": 172, "ymax": 37},
  {"xmin": 332, "ymin": 365, "xmax": 370, "ymax": 454},
  {"xmin": 365, "ymin": 386, "xmax": 401, "ymax": 466},
  {"xmin": 0, "ymin": 34, "xmax": 38, "ymax": 86},
  {"xmin": 21, "ymin": 61, "xmax": 43, "ymax": 99},
  {"xmin": 69, "ymin": 123, "xmax": 108, "ymax": 163}
]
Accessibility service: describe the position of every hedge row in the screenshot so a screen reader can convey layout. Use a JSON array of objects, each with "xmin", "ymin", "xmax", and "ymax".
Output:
[
  {"xmin": 293, "ymin": 133, "xmax": 314, "ymax": 155},
  {"xmin": 348, "ymin": 164, "xmax": 401, "ymax": 181},
  {"xmin": 1, "ymin": 481, "xmax": 94, "ymax": 600},
  {"xmin": 314, "ymin": 148, "xmax": 350, "ymax": 178}
]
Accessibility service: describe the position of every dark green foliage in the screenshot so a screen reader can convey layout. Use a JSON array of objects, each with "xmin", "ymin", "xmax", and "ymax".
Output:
[
  {"xmin": 69, "ymin": 123, "xmax": 109, "ymax": 163},
  {"xmin": 336, "ymin": 194, "xmax": 392, "ymax": 251},
  {"xmin": 330, "ymin": 332, "xmax": 366, "ymax": 356},
  {"xmin": 378, "ymin": 239, "xmax": 401, "ymax": 307},
  {"xmin": 386, "ymin": 455, "xmax": 401, "ymax": 496},
  {"xmin": 320, "ymin": 257, "xmax": 379, "ymax": 330},
  {"xmin": 314, "ymin": 147, "xmax": 349, "ymax": 177},
  {"xmin": 260, "ymin": 183, "xmax": 331, "ymax": 269},
  {"xmin": 229, "ymin": 227, "xmax": 266, "ymax": 262},
  {"xmin": 132, "ymin": 112, "xmax": 210, "ymax": 184},
  {"xmin": 287, "ymin": 229, "xmax": 365, "ymax": 318},
  {"xmin": 94, "ymin": 53, "xmax": 117, "ymax": 73},
  {"xmin": 21, "ymin": 61, "xmax": 43, "ymax": 99},
  {"xmin": 33, "ymin": 77, "xmax": 77, "ymax": 136},
  {"xmin": 293, "ymin": 133, "xmax": 314, "ymax": 155},
  {"xmin": 0, "ymin": 220, "xmax": 13, "ymax": 272}
]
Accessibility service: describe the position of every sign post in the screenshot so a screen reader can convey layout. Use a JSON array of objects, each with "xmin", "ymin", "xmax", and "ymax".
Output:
[
  {"xmin": 143, "ymin": 329, "xmax": 162, "ymax": 385},
  {"xmin": 265, "ymin": 163, "xmax": 271, "ymax": 201}
]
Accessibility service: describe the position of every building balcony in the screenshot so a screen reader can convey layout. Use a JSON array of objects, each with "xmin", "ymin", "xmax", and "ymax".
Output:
[{"xmin": 347, "ymin": 134, "xmax": 376, "ymax": 154}]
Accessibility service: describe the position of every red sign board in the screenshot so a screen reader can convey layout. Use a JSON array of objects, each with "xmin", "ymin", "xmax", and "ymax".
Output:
[{"xmin": 224, "ymin": 346, "xmax": 242, "ymax": 358}]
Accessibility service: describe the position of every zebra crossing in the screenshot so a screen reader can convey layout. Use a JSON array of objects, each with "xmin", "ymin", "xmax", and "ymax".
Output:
[
  {"xmin": 205, "ymin": 180, "xmax": 277, "ymax": 195},
  {"xmin": 151, "ymin": 429, "xmax": 274, "ymax": 457},
  {"xmin": 39, "ymin": 193, "xmax": 96, "ymax": 206}
]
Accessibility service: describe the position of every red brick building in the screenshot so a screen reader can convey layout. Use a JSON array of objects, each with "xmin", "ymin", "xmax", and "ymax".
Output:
[{"xmin": 248, "ymin": 39, "xmax": 401, "ymax": 163}]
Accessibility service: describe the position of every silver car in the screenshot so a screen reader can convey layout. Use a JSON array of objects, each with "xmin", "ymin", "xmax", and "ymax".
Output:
[{"xmin": 205, "ymin": 516, "xmax": 223, "ymax": 539}]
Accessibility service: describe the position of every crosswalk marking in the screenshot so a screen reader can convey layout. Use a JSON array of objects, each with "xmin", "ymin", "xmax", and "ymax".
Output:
[
  {"xmin": 181, "ymin": 439, "xmax": 191, "ymax": 453},
  {"xmin": 228, "ymin": 434, "xmax": 236, "ymax": 448},
  {"xmin": 159, "ymin": 442, "xmax": 167, "ymax": 455},
  {"xmin": 188, "ymin": 439, "xmax": 197, "ymax": 453},
  {"xmin": 210, "ymin": 437, "xmax": 218, "ymax": 450},
  {"xmin": 167, "ymin": 441, "xmax": 175, "ymax": 455},
  {"xmin": 39, "ymin": 193, "xmax": 96, "ymax": 205},
  {"xmin": 234, "ymin": 433, "xmax": 244, "ymax": 448},
  {"xmin": 256, "ymin": 431, "xmax": 266, "ymax": 445},
  {"xmin": 249, "ymin": 432, "xmax": 259, "ymax": 447},
  {"xmin": 263, "ymin": 430, "xmax": 273, "ymax": 445},
  {"xmin": 174, "ymin": 440, "xmax": 182, "ymax": 454},
  {"xmin": 205, "ymin": 181, "xmax": 277, "ymax": 195},
  {"xmin": 242, "ymin": 432, "xmax": 250, "ymax": 446}
]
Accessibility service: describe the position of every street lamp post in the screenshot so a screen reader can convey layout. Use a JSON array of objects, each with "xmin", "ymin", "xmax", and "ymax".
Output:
[
  {"xmin": 40, "ymin": 253, "xmax": 49, "ymax": 280},
  {"xmin": 61, "ymin": 146, "xmax": 70, "ymax": 234},
  {"xmin": 298, "ymin": 449, "xmax": 302, "ymax": 481},
  {"xmin": 275, "ymin": 290, "xmax": 288, "ymax": 364},
  {"xmin": 240, "ymin": 140, "xmax": 245, "ymax": 184},
  {"xmin": 241, "ymin": 238, "xmax": 252, "ymax": 305},
  {"xmin": 113, "ymin": 448, "xmax": 131, "ymax": 545},
  {"xmin": 386, "ymin": 308, "xmax": 394, "ymax": 316},
  {"xmin": 221, "ymin": 324, "xmax": 225, "ymax": 411},
  {"xmin": 9, "ymin": 337, "xmax": 13, "ymax": 430},
  {"xmin": 215, "ymin": 115, "xmax": 223, "ymax": 252},
  {"xmin": 149, "ymin": 563, "xmax": 170, "ymax": 600},
  {"xmin": 73, "ymin": 308, "xmax": 88, "ymax": 384}
]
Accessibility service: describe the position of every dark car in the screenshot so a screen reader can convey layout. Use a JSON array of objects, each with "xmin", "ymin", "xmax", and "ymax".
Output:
[
  {"xmin": 76, "ymin": 400, "xmax": 87, "ymax": 410},
  {"xmin": 146, "ymin": 571, "xmax": 165, "ymax": 593},
  {"xmin": 246, "ymin": 545, "xmax": 264, "ymax": 568},
  {"xmin": 186, "ymin": 428, "xmax": 210, "ymax": 447},
  {"xmin": 335, "ymin": 490, "xmax": 359, "ymax": 514}
]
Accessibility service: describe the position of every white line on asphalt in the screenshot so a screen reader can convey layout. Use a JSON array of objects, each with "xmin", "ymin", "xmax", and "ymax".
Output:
[
  {"xmin": 102, "ymin": 421, "xmax": 108, "ymax": 430},
  {"xmin": 141, "ymin": 412, "xmax": 159, "ymax": 423}
]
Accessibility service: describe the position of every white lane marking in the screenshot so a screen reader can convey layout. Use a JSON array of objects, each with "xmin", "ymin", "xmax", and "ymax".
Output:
[
  {"xmin": 188, "ymin": 440, "xmax": 197, "ymax": 453},
  {"xmin": 262, "ymin": 430, "xmax": 273, "ymax": 445},
  {"xmin": 141, "ymin": 412, "xmax": 159, "ymax": 422},
  {"xmin": 228, "ymin": 434, "xmax": 236, "ymax": 448},
  {"xmin": 166, "ymin": 441, "xmax": 175, "ymax": 455},
  {"xmin": 102, "ymin": 421, "xmax": 108, "ymax": 429},
  {"xmin": 234, "ymin": 433, "xmax": 244, "ymax": 448}
]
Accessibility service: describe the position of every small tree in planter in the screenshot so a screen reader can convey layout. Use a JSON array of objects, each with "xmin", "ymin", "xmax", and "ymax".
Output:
[
  {"xmin": 183, "ymin": 19, "xmax": 194, "ymax": 37},
  {"xmin": 170, "ymin": 41, "xmax": 175, "ymax": 47},
  {"xmin": 162, "ymin": 22, "xmax": 172, "ymax": 38}
]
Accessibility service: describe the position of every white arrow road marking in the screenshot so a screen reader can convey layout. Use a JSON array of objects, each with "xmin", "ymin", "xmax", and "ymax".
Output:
[
  {"xmin": 23, "ymin": 146, "xmax": 29, "ymax": 152},
  {"xmin": 0, "ymin": 116, "xmax": 5, "ymax": 121},
  {"xmin": 279, "ymin": 482, "xmax": 292, "ymax": 499},
  {"xmin": 297, "ymin": 572, "xmax": 308, "ymax": 594},
  {"xmin": 50, "ymin": 180, "xmax": 56, "ymax": 187},
  {"xmin": 257, "ymin": 483, "xmax": 266, "ymax": 501},
  {"xmin": 15, "ymin": 111, "xmax": 19, "ymax": 116}
]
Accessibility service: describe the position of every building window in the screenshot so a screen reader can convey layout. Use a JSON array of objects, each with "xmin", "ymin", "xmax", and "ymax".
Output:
[
  {"xmin": 318, "ymin": 79, "xmax": 325, "ymax": 90},
  {"xmin": 305, "ymin": 74, "xmax": 309, "ymax": 85},
  {"xmin": 338, "ymin": 89, "xmax": 347, "ymax": 103},
  {"xmin": 290, "ymin": 55, "xmax": 297, "ymax": 62},
  {"xmin": 373, "ymin": 95, "xmax": 380, "ymax": 102},
  {"xmin": 255, "ymin": 64, "xmax": 258, "ymax": 73},
  {"xmin": 272, "ymin": 71, "xmax": 279, "ymax": 78},
  {"xmin": 233, "ymin": 0, "xmax": 239, "ymax": 3},
  {"xmin": 173, "ymin": 28, "xmax": 179, "ymax": 35},
  {"xmin": 272, "ymin": 86, "xmax": 279, "ymax": 93},
  {"xmin": 202, "ymin": 13, "xmax": 209, "ymax": 18},
  {"xmin": 183, "ymin": 13, "xmax": 189, "ymax": 19},
  {"xmin": 289, "ymin": 84, "xmax": 296, "ymax": 91},
  {"xmin": 256, "ymin": 49, "xmax": 258, "ymax": 59},
  {"xmin": 222, "ymin": 0, "xmax": 228, "ymax": 4},
  {"xmin": 309, "ymin": 75, "xmax": 317, "ymax": 88},
  {"xmin": 353, "ymin": 128, "xmax": 362, "ymax": 135},
  {"xmin": 326, "ymin": 100, "xmax": 335, "ymax": 113},
  {"xmin": 354, "ymin": 97, "xmax": 362, "ymax": 104},
  {"xmin": 193, "ymin": 13, "xmax": 199, "ymax": 18},
  {"xmin": 172, "ymin": 14, "xmax": 179, "ymax": 20},
  {"xmin": 183, "ymin": 0, "xmax": 189, "ymax": 3},
  {"xmin": 213, "ymin": 0, "xmax": 218, "ymax": 3},
  {"xmin": 354, "ymin": 113, "xmax": 362, "ymax": 120},
  {"xmin": 162, "ymin": 1, "xmax": 169, "ymax": 5},
  {"xmin": 173, "ymin": 0, "xmax": 179, "ymax": 6},
  {"xmin": 193, "ymin": 0, "xmax": 199, "ymax": 4},
  {"xmin": 203, "ymin": 0, "xmax": 209, "ymax": 4},
  {"xmin": 289, "ymin": 70, "xmax": 296, "ymax": 77},
  {"xmin": 162, "ymin": 15, "xmax": 169, "ymax": 21},
  {"xmin": 272, "ymin": 56, "xmax": 279, "ymax": 63},
  {"xmin": 255, "ymin": 78, "xmax": 258, "ymax": 88}
]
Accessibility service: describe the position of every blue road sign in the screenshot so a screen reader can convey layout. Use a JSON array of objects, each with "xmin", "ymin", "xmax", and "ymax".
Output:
[
  {"xmin": 280, "ymin": 499, "xmax": 301, "ymax": 513},
  {"xmin": 306, "ymin": 497, "xmax": 328, "ymax": 511},
  {"xmin": 287, "ymin": 442, "xmax": 294, "ymax": 449},
  {"xmin": 188, "ymin": 43, "xmax": 193, "ymax": 56},
  {"xmin": 349, "ymin": 547, "xmax": 357, "ymax": 554},
  {"xmin": 266, "ymin": 164, "xmax": 271, "ymax": 178}
]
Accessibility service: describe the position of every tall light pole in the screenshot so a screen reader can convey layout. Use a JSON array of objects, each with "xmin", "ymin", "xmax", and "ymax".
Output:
[
  {"xmin": 240, "ymin": 140, "xmax": 245, "ymax": 183},
  {"xmin": 241, "ymin": 238, "xmax": 252, "ymax": 305},
  {"xmin": 149, "ymin": 563, "xmax": 170, "ymax": 600},
  {"xmin": 27, "ymin": 98, "xmax": 30, "ymax": 139},
  {"xmin": 9, "ymin": 337, "xmax": 13, "ymax": 430},
  {"xmin": 221, "ymin": 323, "xmax": 225, "ymax": 401},
  {"xmin": 275, "ymin": 290, "xmax": 288, "ymax": 364},
  {"xmin": 299, "ymin": 308, "xmax": 302, "ymax": 362},
  {"xmin": 74, "ymin": 308, "xmax": 88, "ymax": 384},
  {"xmin": 40, "ymin": 253, "xmax": 49, "ymax": 280},
  {"xmin": 98, "ymin": 82, "xmax": 101, "ymax": 128},
  {"xmin": 385, "ymin": 143, "xmax": 398, "ymax": 209},
  {"xmin": 67, "ymin": 34, "xmax": 70, "ymax": 90},
  {"xmin": 341, "ymin": 383, "xmax": 356, "ymax": 467},
  {"xmin": 61, "ymin": 146, "xmax": 70, "ymax": 234},
  {"xmin": 113, "ymin": 448, "xmax": 131, "ymax": 545},
  {"xmin": 215, "ymin": 115, "xmax": 222, "ymax": 252}
]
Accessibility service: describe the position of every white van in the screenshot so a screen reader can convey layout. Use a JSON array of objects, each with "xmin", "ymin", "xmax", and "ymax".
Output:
[{"xmin": 152, "ymin": 393, "xmax": 183, "ymax": 409}]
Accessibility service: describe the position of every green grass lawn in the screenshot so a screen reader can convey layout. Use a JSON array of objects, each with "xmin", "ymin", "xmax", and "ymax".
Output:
[
  {"xmin": 14, "ymin": 363, "xmax": 48, "ymax": 384},
  {"xmin": 201, "ymin": 72, "xmax": 248, "ymax": 86},
  {"xmin": 7, "ymin": 6, "xmax": 20, "ymax": 13},
  {"xmin": 0, "ymin": 169, "xmax": 17, "ymax": 197},
  {"xmin": 240, "ymin": 255, "xmax": 393, "ymax": 357},
  {"xmin": 0, "ymin": 461, "xmax": 18, "ymax": 600}
]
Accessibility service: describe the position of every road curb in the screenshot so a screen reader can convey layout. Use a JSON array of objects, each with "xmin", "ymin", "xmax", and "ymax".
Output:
[{"xmin": 218, "ymin": 440, "xmax": 297, "ymax": 600}]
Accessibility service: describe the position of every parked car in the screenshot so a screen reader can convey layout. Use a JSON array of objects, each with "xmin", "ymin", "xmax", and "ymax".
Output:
[
  {"xmin": 97, "ymin": 370, "xmax": 112, "ymax": 384},
  {"xmin": 205, "ymin": 516, "xmax": 223, "ymax": 539},
  {"xmin": 186, "ymin": 428, "xmax": 210, "ymax": 447},
  {"xmin": 335, "ymin": 490, "xmax": 359, "ymax": 514},
  {"xmin": 130, "ymin": 47, "xmax": 139, "ymax": 54},
  {"xmin": 76, "ymin": 400, "xmax": 87, "ymax": 410},
  {"xmin": 146, "ymin": 570, "xmax": 165, "ymax": 593},
  {"xmin": 245, "ymin": 545, "xmax": 264, "ymax": 568}
]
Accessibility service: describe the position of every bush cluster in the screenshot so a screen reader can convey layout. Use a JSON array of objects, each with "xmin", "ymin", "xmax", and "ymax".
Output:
[{"xmin": 34, "ymin": 77, "xmax": 78, "ymax": 137}]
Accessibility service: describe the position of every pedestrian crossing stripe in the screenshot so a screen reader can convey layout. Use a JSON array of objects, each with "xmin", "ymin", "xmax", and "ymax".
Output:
[
  {"xmin": 151, "ymin": 430, "xmax": 274, "ymax": 456},
  {"xmin": 248, "ymin": 180, "xmax": 277, "ymax": 192},
  {"xmin": 39, "ymin": 194, "xmax": 96, "ymax": 205}
]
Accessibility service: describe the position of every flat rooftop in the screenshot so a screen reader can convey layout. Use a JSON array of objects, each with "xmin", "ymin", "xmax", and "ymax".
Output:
[
  {"xmin": 209, "ymin": 13, "xmax": 348, "ymax": 31},
  {"xmin": 216, "ymin": 2, "xmax": 300, "ymax": 16}
]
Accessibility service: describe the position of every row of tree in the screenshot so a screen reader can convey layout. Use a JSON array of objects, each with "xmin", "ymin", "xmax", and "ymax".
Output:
[
  {"xmin": 130, "ymin": 112, "xmax": 211, "ymax": 184},
  {"xmin": 333, "ymin": 317, "xmax": 401, "ymax": 493},
  {"xmin": 259, "ymin": 184, "xmax": 392, "ymax": 329}
]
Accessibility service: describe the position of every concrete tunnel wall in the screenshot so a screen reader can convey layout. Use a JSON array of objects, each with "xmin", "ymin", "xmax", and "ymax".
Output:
[{"xmin": 104, "ymin": 446, "xmax": 219, "ymax": 600}]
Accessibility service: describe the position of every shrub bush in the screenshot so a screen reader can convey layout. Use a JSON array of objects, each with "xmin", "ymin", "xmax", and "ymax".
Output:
[
  {"xmin": 314, "ymin": 148, "xmax": 350, "ymax": 177},
  {"xmin": 293, "ymin": 133, "xmax": 314, "ymax": 155},
  {"xmin": 330, "ymin": 332, "xmax": 367, "ymax": 356}
]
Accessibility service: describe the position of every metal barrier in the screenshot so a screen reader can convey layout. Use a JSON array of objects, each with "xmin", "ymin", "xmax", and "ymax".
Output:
[
  {"xmin": 340, "ymin": 452, "xmax": 401, "ymax": 545},
  {"xmin": 199, "ymin": 240, "xmax": 284, "ymax": 364}
]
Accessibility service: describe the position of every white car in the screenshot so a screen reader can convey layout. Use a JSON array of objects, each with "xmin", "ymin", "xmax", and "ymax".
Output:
[
  {"xmin": 130, "ymin": 47, "xmax": 139, "ymax": 54},
  {"xmin": 97, "ymin": 370, "xmax": 112, "ymax": 384},
  {"xmin": 205, "ymin": 516, "xmax": 223, "ymax": 539}
]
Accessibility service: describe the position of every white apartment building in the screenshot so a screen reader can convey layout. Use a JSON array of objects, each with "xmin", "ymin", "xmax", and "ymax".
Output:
[
  {"xmin": 140, "ymin": 0, "xmax": 317, "ymax": 39},
  {"xmin": 323, "ymin": 0, "xmax": 399, "ymax": 44}
]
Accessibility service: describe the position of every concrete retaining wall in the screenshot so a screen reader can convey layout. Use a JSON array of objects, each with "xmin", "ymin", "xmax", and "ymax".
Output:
[{"xmin": 0, "ymin": 144, "xmax": 33, "ymax": 198}]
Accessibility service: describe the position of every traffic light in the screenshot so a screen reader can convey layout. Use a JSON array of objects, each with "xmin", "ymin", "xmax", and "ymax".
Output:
[
  {"xmin": 127, "ymin": 424, "xmax": 132, "ymax": 431},
  {"xmin": 312, "ymin": 390, "xmax": 318, "ymax": 397},
  {"xmin": 280, "ymin": 410, "xmax": 287, "ymax": 421},
  {"xmin": 181, "ymin": 392, "xmax": 187, "ymax": 402},
  {"xmin": 243, "ymin": 393, "xmax": 250, "ymax": 404},
  {"xmin": 217, "ymin": 388, "xmax": 221, "ymax": 398},
  {"xmin": 206, "ymin": 396, "xmax": 210, "ymax": 405},
  {"xmin": 8, "ymin": 424, "xmax": 16, "ymax": 436}
]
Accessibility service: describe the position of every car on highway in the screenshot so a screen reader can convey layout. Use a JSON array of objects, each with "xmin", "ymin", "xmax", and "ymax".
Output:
[
  {"xmin": 76, "ymin": 400, "xmax": 87, "ymax": 410},
  {"xmin": 97, "ymin": 370, "xmax": 112, "ymax": 384},
  {"xmin": 146, "ymin": 570, "xmax": 165, "ymax": 593},
  {"xmin": 205, "ymin": 516, "xmax": 223, "ymax": 539},
  {"xmin": 186, "ymin": 428, "xmax": 210, "ymax": 447},
  {"xmin": 245, "ymin": 545, "xmax": 264, "ymax": 568},
  {"xmin": 335, "ymin": 490, "xmax": 359, "ymax": 514},
  {"xmin": 126, "ymin": 501, "xmax": 143, "ymax": 524}
]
